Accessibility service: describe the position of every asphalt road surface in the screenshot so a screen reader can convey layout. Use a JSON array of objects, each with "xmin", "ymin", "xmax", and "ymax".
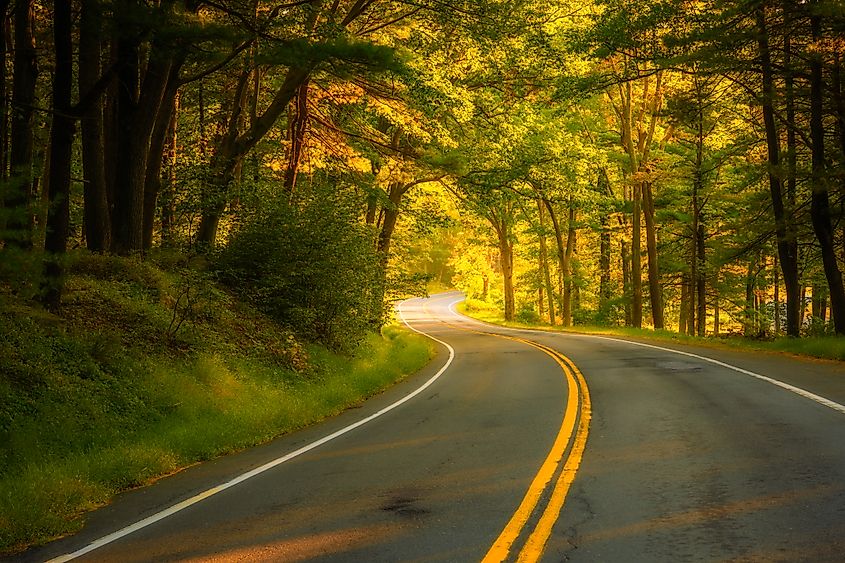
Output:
[{"xmin": 17, "ymin": 292, "xmax": 845, "ymax": 562}]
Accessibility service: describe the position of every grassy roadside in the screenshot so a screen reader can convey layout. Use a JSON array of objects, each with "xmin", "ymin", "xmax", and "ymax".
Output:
[
  {"xmin": 459, "ymin": 297, "xmax": 845, "ymax": 362},
  {"xmin": 0, "ymin": 253, "xmax": 434, "ymax": 554}
]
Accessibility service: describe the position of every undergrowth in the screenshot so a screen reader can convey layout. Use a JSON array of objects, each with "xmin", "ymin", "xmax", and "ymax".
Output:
[
  {"xmin": 460, "ymin": 297, "xmax": 845, "ymax": 361},
  {"xmin": 0, "ymin": 251, "xmax": 433, "ymax": 554}
]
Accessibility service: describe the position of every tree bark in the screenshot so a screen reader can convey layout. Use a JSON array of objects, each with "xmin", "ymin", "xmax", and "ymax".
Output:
[
  {"xmin": 598, "ymin": 170, "xmax": 612, "ymax": 314},
  {"xmin": 756, "ymin": 5, "xmax": 801, "ymax": 337},
  {"xmin": 631, "ymin": 182, "xmax": 642, "ymax": 327},
  {"xmin": 679, "ymin": 273, "xmax": 689, "ymax": 333},
  {"xmin": 42, "ymin": 0, "xmax": 75, "ymax": 310},
  {"xmin": 642, "ymin": 181, "xmax": 663, "ymax": 328},
  {"xmin": 283, "ymin": 78, "xmax": 310, "ymax": 195},
  {"xmin": 538, "ymin": 199, "xmax": 556, "ymax": 325},
  {"xmin": 5, "ymin": 0, "xmax": 37, "ymax": 248},
  {"xmin": 696, "ymin": 220, "xmax": 706, "ymax": 336},
  {"xmin": 79, "ymin": 0, "xmax": 110, "ymax": 251},
  {"xmin": 562, "ymin": 204, "xmax": 576, "ymax": 327},
  {"xmin": 807, "ymin": 6, "xmax": 845, "ymax": 334},
  {"xmin": 142, "ymin": 65, "xmax": 181, "ymax": 250},
  {"xmin": 0, "ymin": 1, "xmax": 9, "ymax": 182},
  {"xmin": 773, "ymin": 252, "xmax": 780, "ymax": 334},
  {"xmin": 160, "ymin": 96, "xmax": 178, "ymax": 246},
  {"xmin": 543, "ymin": 199, "xmax": 569, "ymax": 326},
  {"xmin": 497, "ymin": 225, "xmax": 515, "ymax": 322}
]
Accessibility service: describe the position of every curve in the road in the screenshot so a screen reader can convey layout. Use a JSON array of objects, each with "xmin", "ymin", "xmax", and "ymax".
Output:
[
  {"xmin": 46, "ymin": 299, "xmax": 461, "ymax": 563},
  {"xmin": 415, "ymin": 298, "xmax": 592, "ymax": 563}
]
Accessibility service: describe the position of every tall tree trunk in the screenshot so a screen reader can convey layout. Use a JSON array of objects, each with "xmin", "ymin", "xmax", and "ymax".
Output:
[
  {"xmin": 283, "ymin": 78, "xmax": 309, "ymax": 195},
  {"xmin": 0, "ymin": 1, "xmax": 9, "ymax": 182},
  {"xmin": 544, "ymin": 198, "xmax": 567, "ymax": 324},
  {"xmin": 113, "ymin": 36, "xmax": 179, "ymax": 254},
  {"xmin": 745, "ymin": 259, "xmax": 756, "ymax": 337},
  {"xmin": 631, "ymin": 182, "xmax": 642, "ymax": 327},
  {"xmin": 756, "ymin": 5, "xmax": 801, "ymax": 337},
  {"xmin": 679, "ymin": 273, "xmax": 689, "ymax": 333},
  {"xmin": 5, "ymin": 0, "xmax": 37, "ymax": 248},
  {"xmin": 773, "ymin": 252, "xmax": 780, "ymax": 334},
  {"xmin": 142, "ymin": 66, "xmax": 181, "ymax": 250},
  {"xmin": 696, "ymin": 219, "xmax": 706, "ymax": 336},
  {"xmin": 79, "ymin": 0, "xmax": 110, "ymax": 251},
  {"xmin": 562, "ymin": 204, "xmax": 576, "ymax": 327},
  {"xmin": 599, "ymin": 217, "xmax": 611, "ymax": 312},
  {"xmin": 109, "ymin": 7, "xmax": 142, "ymax": 254},
  {"xmin": 688, "ymin": 236, "xmax": 697, "ymax": 336},
  {"xmin": 598, "ymin": 169, "xmax": 612, "ymax": 315},
  {"xmin": 498, "ymin": 229, "xmax": 515, "ymax": 322},
  {"xmin": 713, "ymin": 270, "xmax": 720, "ymax": 336},
  {"xmin": 538, "ymin": 199, "xmax": 556, "ymax": 325},
  {"xmin": 42, "ymin": 0, "xmax": 75, "ymax": 310},
  {"xmin": 160, "ymin": 96, "xmax": 177, "ymax": 245},
  {"xmin": 808, "ymin": 6, "xmax": 845, "ymax": 333},
  {"xmin": 642, "ymin": 181, "xmax": 663, "ymax": 328},
  {"xmin": 622, "ymin": 239, "xmax": 631, "ymax": 326}
]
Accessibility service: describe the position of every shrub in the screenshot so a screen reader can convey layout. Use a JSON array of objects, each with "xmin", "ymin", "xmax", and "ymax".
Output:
[{"xmin": 215, "ymin": 196, "xmax": 383, "ymax": 353}]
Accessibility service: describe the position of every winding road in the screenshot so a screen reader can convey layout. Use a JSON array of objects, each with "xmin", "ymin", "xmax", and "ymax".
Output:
[{"xmin": 18, "ymin": 292, "xmax": 845, "ymax": 562}]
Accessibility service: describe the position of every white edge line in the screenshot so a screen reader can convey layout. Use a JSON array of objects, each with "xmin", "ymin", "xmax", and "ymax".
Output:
[
  {"xmin": 449, "ymin": 294, "xmax": 845, "ymax": 416},
  {"xmin": 580, "ymin": 335, "xmax": 845, "ymax": 415},
  {"xmin": 48, "ymin": 297, "xmax": 457, "ymax": 563}
]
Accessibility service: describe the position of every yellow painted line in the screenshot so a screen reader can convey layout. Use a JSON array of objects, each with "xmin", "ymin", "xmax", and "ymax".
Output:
[
  {"xmin": 415, "ymin": 298, "xmax": 593, "ymax": 562},
  {"xmin": 516, "ymin": 348, "xmax": 592, "ymax": 563},
  {"xmin": 480, "ymin": 337, "xmax": 583, "ymax": 563}
]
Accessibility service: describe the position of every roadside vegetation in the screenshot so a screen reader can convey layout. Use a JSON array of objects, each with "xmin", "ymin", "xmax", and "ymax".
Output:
[
  {"xmin": 0, "ymin": 253, "xmax": 433, "ymax": 554},
  {"xmin": 460, "ymin": 298, "xmax": 845, "ymax": 362}
]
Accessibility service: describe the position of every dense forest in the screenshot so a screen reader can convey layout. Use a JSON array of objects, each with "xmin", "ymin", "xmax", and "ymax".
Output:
[{"xmin": 2, "ymin": 0, "xmax": 845, "ymax": 340}]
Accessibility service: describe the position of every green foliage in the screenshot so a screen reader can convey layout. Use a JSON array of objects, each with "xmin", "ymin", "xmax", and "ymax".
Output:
[
  {"xmin": 215, "ymin": 196, "xmax": 384, "ymax": 352},
  {"xmin": 0, "ymin": 255, "xmax": 433, "ymax": 553}
]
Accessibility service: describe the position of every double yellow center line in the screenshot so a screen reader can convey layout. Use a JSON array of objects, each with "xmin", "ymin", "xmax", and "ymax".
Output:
[
  {"xmin": 433, "ymin": 320, "xmax": 591, "ymax": 562},
  {"xmin": 478, "ymin": 334, "xmax": 591, "ymax": 563},
  {"xmin": 420, "ymin": 302, "xmax": 592, "ymax": 562}
]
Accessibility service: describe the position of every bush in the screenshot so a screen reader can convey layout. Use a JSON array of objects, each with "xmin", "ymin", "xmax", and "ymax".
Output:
[{"xmin": 215, "ymin": 196, "xmax": 383, "ymax": 353}]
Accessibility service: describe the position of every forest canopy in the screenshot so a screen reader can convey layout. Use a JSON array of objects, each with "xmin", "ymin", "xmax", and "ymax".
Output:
[{"xmin": 2, "ymin": 0, "xmax": 845, "ymax": 341}]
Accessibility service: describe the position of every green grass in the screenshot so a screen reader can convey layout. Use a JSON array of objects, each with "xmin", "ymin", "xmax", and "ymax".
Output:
[
  {"xmin": 0, "ymin": 252, "xmax": 434, "ymax": 554},
  {"xmin": 459, "ymin": 297, "xmax": 845, "ymax": 362}
]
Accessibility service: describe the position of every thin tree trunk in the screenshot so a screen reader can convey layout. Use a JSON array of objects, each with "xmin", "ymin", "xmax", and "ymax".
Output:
[
  {"xmin": 696, "ymin": 220, "xmax": 706, "ymax": 336},
  {"xmin": 745, "ymin": 259, "xmax": 755, "ymax": 337},
  {"xmin": 599, "ymin": 169, "xmax": 612, "ymax": 315},
  {"xmin": 688, "ymin": 236, "xmax": 697, "ymax": 336},
  {"xmin": 774, "ymin": 253, "xmax": 780, "ymax": 334},
  {"xmin": 538, "ymin": 199, "xmax": 556, "ymax": 325},
  {"xmin": 631, "ymin": 183, "xmax": 642, "ymax": 327},
  {"xmin": 622, "ymin": 240, "xmax": 631, "ymax": 326},
  {"xmin": 142, "ymin": 66, "xmax": 181, "ymax": 250},
  {"xmin": 679, "ymin": 274, "xmax": 689, "ymax": 333},
  {"xmin": 544, "ymin": 198, "xmax": 566, "ymax": 323},
  {"xmin": 0, "ymin": 1, "xmax": 9, "ymax": 182},
  {"xmin": 562, "ymin": 205, "xmax": 577, "ymax": 326},
  {"xmin": 198, "ymin": 63, "xmax": 315, "ymax": 248},
  {"xmin": 160, "ymin": 94, "xmax": 178, "ymax": 245},
  {"xmin": 499, "ymin": 232, "xmax": 515, "ymax": 322},
  {"xmin": 283, "ymin": 78, "xmax": 309, "ymax": 195},
  {"xmin": 642, "ymin": 181, "xmax": 663, "ymax": 328},
  {"xmin": 756, "ymin": 5, "xmax": 801, "ymax": 337},
  {"xmin": 713, "ymin": 270, "xmax": 720, "ymax": 336}
]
